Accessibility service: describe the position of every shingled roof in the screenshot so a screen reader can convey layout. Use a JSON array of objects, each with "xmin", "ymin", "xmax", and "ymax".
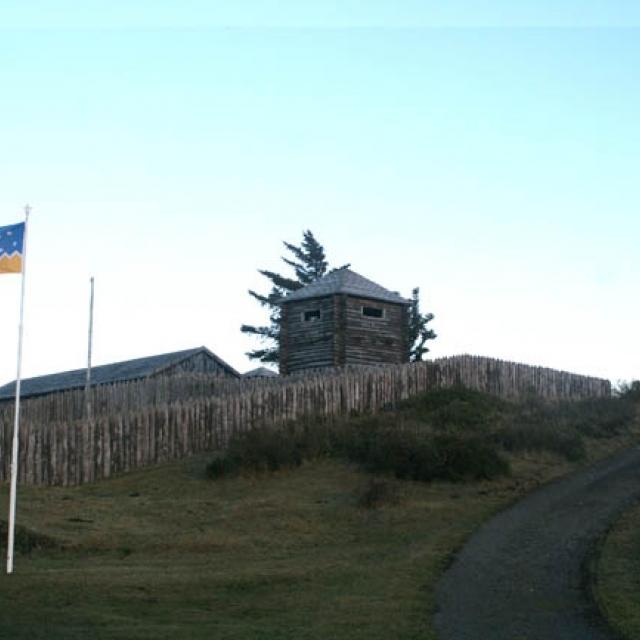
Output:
[
  {"xmin": 242, "ymin": 367, "xmax": 279, "ymax": 379},
  {"xmin": 280, "ymin": 268, "xmax": 410, "ymax": 305},
  {"xmin": 0, "ymin": 346, "xmax": 239, "ymax": 401}
]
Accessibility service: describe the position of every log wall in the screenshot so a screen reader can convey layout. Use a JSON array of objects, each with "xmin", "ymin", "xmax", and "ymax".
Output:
[
  {"xmin": 0, "ymin": 356, "xmax": 611, "ymax": 487},
  {"xmin": 280, "ymin": 296, "xmax": 336, "ymax": 374},
  {"xmin": 280, "ymin": 294, "xmax": 410, "ymax": 374},
  {"xmin": 343, "ymin": 296, "xmax": 409, "ymax": 365}
]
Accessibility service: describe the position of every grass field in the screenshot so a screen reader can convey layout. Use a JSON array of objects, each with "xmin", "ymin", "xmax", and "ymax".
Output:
[
  {"xmin": 595, "ymin": 499, "xmax": 640, "ymax": 639},
  {"xmin": 0, "ymin": 390, "xmax": 637, "ymax": 640}
]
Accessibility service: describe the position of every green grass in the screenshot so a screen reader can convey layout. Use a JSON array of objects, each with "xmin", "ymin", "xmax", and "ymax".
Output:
[
  {"xmin": 595, "ymin": 499, "xmax": 640, "ymax": 639},
  {"xmin": 0, "ymin": 389, "xmax": 637, "ymax": 639},
  {"xmin": 0, "ymin": 457, "xmax": 501, "ymax": 640}
]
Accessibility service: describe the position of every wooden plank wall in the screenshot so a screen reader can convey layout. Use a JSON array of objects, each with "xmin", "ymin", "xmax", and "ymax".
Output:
[
  {"xmin": 343, "ymin": 296, "xmax": 408, "ymax": 365},
  {"xmin": 0, "ymin": 356, "xmax": 611, "ymax": 487},
  {"xmin": 280, "ymin": 297, "xmax": 336, "ymax": 374}
]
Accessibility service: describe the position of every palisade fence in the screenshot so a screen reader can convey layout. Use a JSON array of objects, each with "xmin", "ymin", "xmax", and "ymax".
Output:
[{"xmin": 0, "ymin": 356, "xmax": 611, "ymax": 487}]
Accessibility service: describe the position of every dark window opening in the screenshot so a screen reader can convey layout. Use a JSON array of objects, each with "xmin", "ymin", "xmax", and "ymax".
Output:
[
  {"xmin": 362, "ymin": 306, "xmax": 384, "ymax": 318},
  {"xmin": 303, "ymin": 309, "xmax": 321, "ymax": 321}
]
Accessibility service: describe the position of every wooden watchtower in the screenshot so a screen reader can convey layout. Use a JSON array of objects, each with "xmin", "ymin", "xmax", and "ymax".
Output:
[{"xmin": 279, "ymin": 268, "xmax": 411, "ymax": 375}]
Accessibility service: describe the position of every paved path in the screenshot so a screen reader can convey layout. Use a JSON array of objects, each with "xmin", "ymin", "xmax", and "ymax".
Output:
[{"xmin": 435, "ymin": 446, "xmax": 640, "ymax": 640}]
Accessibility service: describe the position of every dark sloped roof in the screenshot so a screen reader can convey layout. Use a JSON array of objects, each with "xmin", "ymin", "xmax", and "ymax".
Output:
[
  {"xmin": 0, "ymin": 346, "xmax": 239, "ymax": 401},
  {"xmin": 242, "ymin": 367, "xmax": 279, "ymax": 379},
  {"xmin": 280, "ymin": 268, "xmax": 410, "ymax": 305}
]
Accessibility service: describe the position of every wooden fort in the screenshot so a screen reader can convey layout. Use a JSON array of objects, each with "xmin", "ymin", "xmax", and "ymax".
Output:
[{"xmin": 279, "ymin": 268, "xmax": 411, "ymax": 375}]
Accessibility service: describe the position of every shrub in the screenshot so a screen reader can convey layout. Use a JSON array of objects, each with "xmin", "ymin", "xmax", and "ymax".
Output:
[
  {"xmin": 206, "ymin": 427, "xmax": 306, "ymax": 479},
  {"xmin": 566, "ymin": 398, "xmax": 635, "ymax": 438},
  {"xmin": 616, "ymin": 380, "xmax": 640, "ymax": 403},
  {"xmin": 493, "ymin": 422, "xmax": 585, "ymax": 461},
  {"xmin": 0, "ymin": 521, "xmax": 57, "ymax": 555},
  {"xmin": 206, "ymin": 454, "xmax": 241, "ymax": 479},
  {"xmin": 206, "ymin": 418, "xmax": 342, "ymax": 479},
  {"xmin": 357, "ymin": 478, "xmax": 398, "ymax": 509},
  {"xmin": 342, "ymin": 426, "xmax": 510, "ymax": 482},
  {"xmin": 430, "ymin": 434, "xmax": 511, "ymax": 481},
  {"xmin": 492, "ymin": 395, "xmax": 635, "ymax": 460},
  {"xmin": 399, "ymin": 387, "xmax": 507, "ymax": 430},
  {"xmin": 400, "ymin": 387, "xmax": 505, "ymax": 414},
  {"xmin": 207, "ymin": 387, "xmax": 633, "ymax": 483}
]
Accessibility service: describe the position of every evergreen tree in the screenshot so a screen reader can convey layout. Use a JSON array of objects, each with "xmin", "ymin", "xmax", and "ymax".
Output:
[
  {"xmin": 241, "ymin": 230, "xmax": 328, "ymax": 365},
  {"xmin": 282, "ymin": 232, "xmax": 328, "ymax": 284},
  {"xmin": 408, "ymin": 287, "xmax": 437, "ymax": 362}
]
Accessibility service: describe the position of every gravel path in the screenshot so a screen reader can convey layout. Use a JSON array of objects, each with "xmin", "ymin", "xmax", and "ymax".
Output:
[{"xmin": 435, "ymin": 446, "xmax": 640, "ymax": 640}]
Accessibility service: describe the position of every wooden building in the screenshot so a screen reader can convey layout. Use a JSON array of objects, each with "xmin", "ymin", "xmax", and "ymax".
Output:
[
  {"xmin": 0, "ymin": 346, "xmax": 239, "ymax": 403},
  {"xmin": 242, "ymin": 367, "xmax": 279, "ymax": 379},
  {"xmin": 279, "ymin": 268, "xmax": 411, "ymax": 375}
]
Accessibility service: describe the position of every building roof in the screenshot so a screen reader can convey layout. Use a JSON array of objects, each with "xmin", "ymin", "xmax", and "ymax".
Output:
[
  {"xmin": 0, "ymin": 346, "xmax": 239, "ymax": 401},
  {"xmin": 280, "ymin": 268, "xmax": 411, "ymax": 305},
  {"xmin": 242, "ymin": 367, "xmax": 279, "ymax": 379}
]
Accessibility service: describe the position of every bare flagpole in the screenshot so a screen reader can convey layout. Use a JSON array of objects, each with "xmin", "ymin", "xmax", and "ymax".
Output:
[
  {"xmin": 85, "ymin": 276, "xmax": 94, "ymax": 423},
  {"xmin": 6, "ymin": 204, "xmax": 31, "ymax": 575}
]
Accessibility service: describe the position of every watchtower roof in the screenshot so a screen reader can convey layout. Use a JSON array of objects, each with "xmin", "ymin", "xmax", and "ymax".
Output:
[{"xmin": 280, "ymin": 268, "xmax": 410, "ymax": 305}]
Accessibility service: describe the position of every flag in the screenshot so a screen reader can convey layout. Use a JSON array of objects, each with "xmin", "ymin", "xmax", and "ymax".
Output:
[
  {"xmin": 0, "ymin": 223, "xmax": 25, "ymax": 274},
  {"xmin": 3, "ymin": 211, "xmax": 29, "ymax": 575}
]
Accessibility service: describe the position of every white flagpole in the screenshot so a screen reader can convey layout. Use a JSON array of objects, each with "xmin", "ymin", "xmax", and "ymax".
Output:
[
  {"xmin": 85, "ymin": 276, "xmax": 94, "ymax": 423},
  {"xmin": 6, "ymin": 205, "xmax": 31, "ymax": 575}
]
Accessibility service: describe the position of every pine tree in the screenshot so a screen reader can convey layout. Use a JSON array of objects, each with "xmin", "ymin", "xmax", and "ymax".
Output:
[
  {"xmin": 408, "ymin": 287, "xmax": 437, "ymax": 362},
  {"xmin": 241, "ymin": 230, "xmax": 329, "ymax": 365}
]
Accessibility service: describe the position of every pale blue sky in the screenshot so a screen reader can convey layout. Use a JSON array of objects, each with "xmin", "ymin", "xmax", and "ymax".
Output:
[
  {"xmin": 1, "ymin": 1, "xmax": 640, "ymax": 28},
  {"xmin": 0, "ymin": 2, "xmax": 638, "ymax": 384}
]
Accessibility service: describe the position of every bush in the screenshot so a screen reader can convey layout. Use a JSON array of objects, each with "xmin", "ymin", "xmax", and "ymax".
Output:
[
  {"xmin": 357, "ymin": 478, "xmax": 398, "ymax": 509},
  {"xmin": 207, "ymin": 387, "xmax": 633, "ymax": 483},
  {"xmin": 206, "ymin": 427, "xmax": 306, "ymax": 479},
  {"xmin": 206, "ymin": 419, "xmax": 342, "ymax": 479},
  {"xmin": 206, "ymin": 455, "xmax": 241, "ymax": 479},
  {"xmin": 508, "ymin": 397, "xmax": 633, "ymax": 443},
  {"xmin": 0, "ymin": 521, "xmax": 57, "ymax": 555},
  {"xmin": 566, "ymin": 398, "xmax": 635, "ymax": 438},
  {"xmin": 431, "ymin": 434, "xmax": 511, "ymax": 481},
  {"xmin": 616, "ymin": 380, "xmax": 640, "ymax": 403},
  {"xmin": 342, "ymin": 426, "xmax": 510, "ymax": 482},
  {"xmin": 490, "ymin": 393, "xmax": 637, "ymax": 461},
  {"xmin": 399, "ymin": 387, "xmax": 507, "ymax": 431},
  {"xmin": 493, "ymin": 423, "xmax": 585, "ymax": 461}
]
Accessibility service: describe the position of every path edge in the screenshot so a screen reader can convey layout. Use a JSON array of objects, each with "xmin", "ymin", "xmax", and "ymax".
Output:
[{"xmin": 584, "ymin": 496, "xmax": 640, "ymax": 640}]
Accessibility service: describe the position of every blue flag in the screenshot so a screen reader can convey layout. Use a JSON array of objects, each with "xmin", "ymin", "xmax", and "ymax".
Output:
[{"xmin": 0, "ymin": 223, "xmax": 25, "ymax": 274}]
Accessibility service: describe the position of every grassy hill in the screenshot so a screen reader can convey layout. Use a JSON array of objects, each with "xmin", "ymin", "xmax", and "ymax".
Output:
[
  {"xmin": 0, "ymin": 389, "xmax": 637, "ymax": 639},
  {"xmin": 595, "ymin": 497, "xmax": 640, "ymax": 639}
]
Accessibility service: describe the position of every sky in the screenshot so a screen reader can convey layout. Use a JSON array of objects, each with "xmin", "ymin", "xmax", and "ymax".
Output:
[{"xmin": 0, "ymin": 1, "xmax": 638, "ymax": 385}]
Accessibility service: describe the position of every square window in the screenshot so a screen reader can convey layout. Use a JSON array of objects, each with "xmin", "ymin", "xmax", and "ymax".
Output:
[
  {"xmin": 303, "ymin": 309, "xmax": 321, "ymax": 321},
  {"xmin": 362, "ymin": 306, "xmax": 384, "ymax": 318}
]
